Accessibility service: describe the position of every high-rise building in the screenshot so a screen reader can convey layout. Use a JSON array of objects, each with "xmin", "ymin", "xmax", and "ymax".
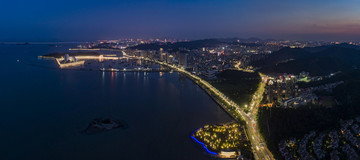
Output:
[
  {"xmin": 160, "ymin": 53, "xmax": 167, "ymax": 62},
  {"xmin": 204, "ymin": 70, "xmax": 217, "ymax": 80},
  {"xmin": 167, "ymin": 55, "xmax": 174, "ymax": 64},
  {"xmin": 179, "ymin": 53, "xmax": 188, "ymax": 68}
]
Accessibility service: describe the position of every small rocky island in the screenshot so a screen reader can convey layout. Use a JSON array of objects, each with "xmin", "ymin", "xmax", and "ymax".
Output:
[{"xmin": 83, "ymin": 118, "xmax": 127, "ymax": 134}]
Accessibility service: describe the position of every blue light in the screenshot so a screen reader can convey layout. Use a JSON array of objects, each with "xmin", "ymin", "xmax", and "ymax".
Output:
[{"xmin": 191, "ymin": 130, "xmax": 218, "ymax": 155}]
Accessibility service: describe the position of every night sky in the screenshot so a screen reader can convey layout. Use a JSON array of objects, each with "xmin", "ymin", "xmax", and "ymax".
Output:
[{"xmin": 1, "ymin": 0, "xmax": 360, "ymax": 41}]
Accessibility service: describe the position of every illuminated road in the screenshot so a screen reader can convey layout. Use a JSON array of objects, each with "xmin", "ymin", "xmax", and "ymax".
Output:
[
  {"xmin": 165, "ymin": 62, "xmax": 272, "ymax": 160},
  {"xmin": 234, "ymin": 61, "xmax": 255, "ymax": 73},
  {"xmin": 122, "ymin": 53, "xmax": 274, "ymax": 160},
  {"xmin": 246, "ymin": 74, "xmax": 273, "ymax": 160}
]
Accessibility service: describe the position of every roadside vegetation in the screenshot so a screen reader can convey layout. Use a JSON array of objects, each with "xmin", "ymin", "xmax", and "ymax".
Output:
[
  {"xmin": 210, "ymin": 70, "xmax": 260, "ymax": 109},
  {"xmin": 258, "ymin": 69, "xmax": 360, "ymax": 159}
]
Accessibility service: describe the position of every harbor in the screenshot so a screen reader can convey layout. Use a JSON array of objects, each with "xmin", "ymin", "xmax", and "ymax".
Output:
[{"xmin": 39, "ymin": 51, "xmax": 171, "ymax": 72}]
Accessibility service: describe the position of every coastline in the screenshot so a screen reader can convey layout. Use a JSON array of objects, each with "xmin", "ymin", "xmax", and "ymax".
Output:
[
  {"xmin": 190, "ymin": 129, "xmax": 219, "ymax": 156},
  {"xmin": 182, "ymin": 72, "xmax": 254, "ymax": 159},
  {"xmin": 143, "ymin": 58, "xmax": 268, "ymax": 160},
  {"xmin": 37, "ymin": 52, "xmax": 266, "ymax": 159},
  {"xmin": 4, "ymin": 47, "xmax": 232, "ymax": 160},
  {"xmin": 183, "ymin": 72, "xmax": 244, "ymax": 122}
]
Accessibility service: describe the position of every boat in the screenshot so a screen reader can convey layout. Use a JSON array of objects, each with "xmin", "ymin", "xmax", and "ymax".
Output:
[
  {"xmin": 99, "ymin": 68, "xmax": 119, "ymax": 72},
  {"xmin": 108, "ymin": 68, "xmax": 119, "ymax": 72}
]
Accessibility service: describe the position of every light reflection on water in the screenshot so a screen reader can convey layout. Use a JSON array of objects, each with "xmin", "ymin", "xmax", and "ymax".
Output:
[{"xmin": 0, "ymin": 44, "xmax": 233, "ymax": 160}]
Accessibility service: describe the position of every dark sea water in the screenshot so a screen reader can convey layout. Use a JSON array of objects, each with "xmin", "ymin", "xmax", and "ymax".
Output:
[{"xmin": 0, "ymin": 44, "xmax": 233, "ymax": 160}]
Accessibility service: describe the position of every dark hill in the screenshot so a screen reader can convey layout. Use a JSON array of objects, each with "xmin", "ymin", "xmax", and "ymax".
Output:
[
  {"xmin": 304, "ymin": 43, "xmax": 360, "ymax": 53},
  {"xmin": 252, "ymin": 46, "xmax": 360, "ymax": 75},
  {"xmin": 251, "ymin": 47, "xmax": 311, "ymax": 68}
]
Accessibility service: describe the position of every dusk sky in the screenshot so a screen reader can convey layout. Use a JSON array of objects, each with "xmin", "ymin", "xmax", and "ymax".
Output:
[{"xmin": 1, "ymin": 0, "xmax": 360, "ymax": 41}]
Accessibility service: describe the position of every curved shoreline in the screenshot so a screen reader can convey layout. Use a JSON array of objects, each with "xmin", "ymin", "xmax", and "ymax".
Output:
[
  {"xmin": 145, "ymin": 59, "xmax": 270, "ymax": 160},
  {"xmin": 185, "ymin": 74, "xmax": 243, "ymax": 122},
  {"xmin": 190, "ymin": 129, "xmax": 219, "ymax": 155},
  {"xmin": 37, "ymin": 53, "xmax": 270, "ymax": 159}
]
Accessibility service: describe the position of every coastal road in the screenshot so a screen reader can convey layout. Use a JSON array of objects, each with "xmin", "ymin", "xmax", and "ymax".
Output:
[
  {"xmin": 122, "ymin": 53, "xmax": 273, "ymax": 160},
  {"xmin": 149, "ymin": 58, "xmax": 273, "ymax": 160}
]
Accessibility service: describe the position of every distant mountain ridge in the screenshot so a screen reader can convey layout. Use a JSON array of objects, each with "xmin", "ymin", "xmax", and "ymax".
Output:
[
  {"xmin": 303, "ymin": 43, "xmax": 360, "ymax": 53},
  {"xmin": 130, "ymin": 37, "xmax": 268, "ymax": 51},
  {"xmin": 130, "ymin": 39, "xmax": 223, "ymax": 51}
]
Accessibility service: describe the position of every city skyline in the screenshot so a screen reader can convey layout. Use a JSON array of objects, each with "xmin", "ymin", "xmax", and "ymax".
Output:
[
  {"xmin": 2, "ymin": 1, "xmax": 360, "ymax": 159},
  {"xmin": 1, "ymin": 0, "xmax": 360, "ymax": 41}
]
